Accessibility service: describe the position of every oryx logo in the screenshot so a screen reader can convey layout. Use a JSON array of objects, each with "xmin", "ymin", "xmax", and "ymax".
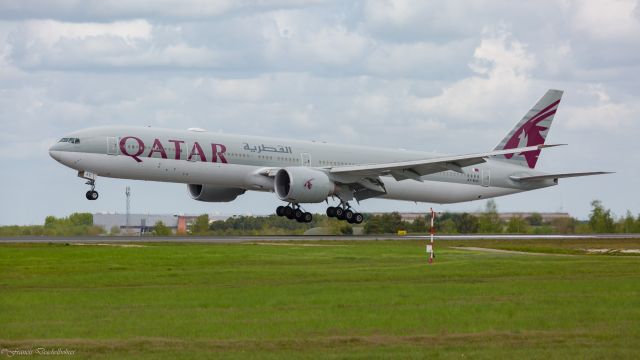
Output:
[
  {"xmin": 303, "ymin": 178, "xmax": 314, "ymax": 190},
  {"xmin": 503, "ymin": 99, "xmax": 560, "ymax": 168}
]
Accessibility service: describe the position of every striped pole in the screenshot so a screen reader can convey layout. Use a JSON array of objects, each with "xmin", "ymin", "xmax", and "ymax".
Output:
[{"xmin": 428, "ymin": 208, "xmax": 436, "ymax": 263}]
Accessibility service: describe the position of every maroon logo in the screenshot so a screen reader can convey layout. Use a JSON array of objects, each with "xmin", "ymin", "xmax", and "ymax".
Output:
[
  {"xmin": 303, "ymin": 178, "xmax": 314, "ymax": 190},
  {"xmin": 119, "ymin": 136, "xmax": 227, "ymax": 164},
  {"xmin": 503, "ymin": 99, "xmax": 560, "ymax": 168}
]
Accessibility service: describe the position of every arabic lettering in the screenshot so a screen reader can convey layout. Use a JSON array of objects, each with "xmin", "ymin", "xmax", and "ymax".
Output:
[{"xmin": 242, "ymin": 143, "xmax": 292, "ymax": 154}]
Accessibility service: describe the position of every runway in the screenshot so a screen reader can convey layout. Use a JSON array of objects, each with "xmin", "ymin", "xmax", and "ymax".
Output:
[{"xmin": 1, "ymin": 234, "xmax": 638, "ymax": 243}]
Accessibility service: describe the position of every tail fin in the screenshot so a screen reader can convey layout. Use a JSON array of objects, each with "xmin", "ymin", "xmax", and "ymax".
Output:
[{"xmin": 493, "ymin": 89, "xmax": 563, "ymax": 169}]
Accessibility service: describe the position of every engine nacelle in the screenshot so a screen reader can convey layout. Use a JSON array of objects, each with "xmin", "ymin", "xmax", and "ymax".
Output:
[
  {"xmin": 188, "ymin": 184, "xmax": 246, "ymax": 202},
  {"xmin": 274, "ymin": 167, "xmax": 334, "ymax": 203}
]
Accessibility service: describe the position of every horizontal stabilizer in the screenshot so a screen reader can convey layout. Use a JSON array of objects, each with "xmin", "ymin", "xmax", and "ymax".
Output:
[{"xmin": 510, "ymin": 171, "xmax": 613, "ymax": 182}]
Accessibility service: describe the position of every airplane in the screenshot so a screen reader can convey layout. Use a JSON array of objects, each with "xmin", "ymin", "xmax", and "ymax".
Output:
[{"xmin": 49, "ymin": 89, "xmax": 610, "ymax": 224}]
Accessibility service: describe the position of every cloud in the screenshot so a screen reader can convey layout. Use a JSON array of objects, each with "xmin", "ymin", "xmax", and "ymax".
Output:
[
  {"xmin": 0, "ymin": 137, "xmax": 57, "ymax": 160},
  {"xmin": 410, "ymin": 28, "xmax": 536, "ymax": 123},
  {"xmin": 260, "ymin": 11, "xmax": 373, "ymax": 71},
  {"xmin": 301, "ymin": 27, "xmax": 370, "ymax": 65},
  {"xmin": 0, "ymin": 0, "xmax": 322, "ymax": 21},
  {"xmin": 365, "ymin": 39, "xmax": 474, "ymax": 78},
  {"xmin": 22, "ymin": 19, "xmax": 152, "ymax": 44},
  {"xmin": 6, "ymin": 19, "xmax": 228, "ymax": 70},
  {"xmin": 571, "ymin": 0, "xmax": 640, "ymax": 42},
  {"xmin": 208, "ymin": 77, "xmax": 269, "ymax": 102},
  {"xmin": 361, "ymin": 0, "xmax": 487, "ymax": 41},
  {"xmin": 563, "ymin": 84, "xmax": 637, "ymax": 131}
]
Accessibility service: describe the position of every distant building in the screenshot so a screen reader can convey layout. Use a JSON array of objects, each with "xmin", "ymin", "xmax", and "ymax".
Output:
[
  {"xmin": 93, "ymin": 213, "xmax": 202, "ymax": 235},
  {"xmin": 484, "ymin": 212, "xmax": 571, "ymax": 222},
  {"xmin": 93, "ymin": 213, "xmax": 263, "ymax": 235}
]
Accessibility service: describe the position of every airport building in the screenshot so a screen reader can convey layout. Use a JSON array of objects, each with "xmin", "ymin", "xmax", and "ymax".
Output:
[
  {"xmin": 92, "ymin": 213, "xmax": 230, "ymax": 235},
  {"xmin": 94, "ymin": 213, "xmax": 182, "ymax": 235}
]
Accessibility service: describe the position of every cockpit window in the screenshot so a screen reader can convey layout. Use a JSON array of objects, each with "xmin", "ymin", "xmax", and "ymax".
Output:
[
  {"xmin": 59, "ymin": 138, "xmax": 69, "ymax": 142},
  {"xmin": 59, "ymin": 137, "xmax": 80, "ymax": 144},
  {"xmin": 72, "ymin": 138, "xmax": 80, "ymax": 144}
]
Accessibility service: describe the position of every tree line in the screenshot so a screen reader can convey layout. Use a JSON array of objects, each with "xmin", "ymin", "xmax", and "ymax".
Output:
[
  {"xmin": 158, "ymin": 199, "xmax": 638, "ymax": 236},
  {"xmin": 1, "ymin": 200, "xmax": 638, "ymax": 236},
  {"xmin": 365, "ymin": 200, "xmax": 640, "ymax": 235},
  {"xmin": 0, "ymin": 213, "xmax": 104, "ymax": 236}
]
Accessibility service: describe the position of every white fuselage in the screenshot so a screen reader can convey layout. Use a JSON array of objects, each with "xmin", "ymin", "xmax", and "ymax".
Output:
[{"xmin": 49, "ymin": 126, "xmax": 555, "ymax": 204}]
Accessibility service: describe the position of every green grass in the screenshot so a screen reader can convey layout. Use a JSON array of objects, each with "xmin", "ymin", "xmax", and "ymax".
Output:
[{"xmin": 0, "ymin": 239, "xmax": 639, "ymax": 359}]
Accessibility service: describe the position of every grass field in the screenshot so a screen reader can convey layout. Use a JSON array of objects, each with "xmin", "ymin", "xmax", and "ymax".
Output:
[{"xmin": 1, "ymin": 239, "xmax": 639, "ymax": 359}]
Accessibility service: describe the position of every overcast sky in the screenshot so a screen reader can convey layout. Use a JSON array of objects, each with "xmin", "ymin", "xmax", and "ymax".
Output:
[{"xmin": 1, "ymin": 0, "xmax": 638, "ymax": 225}]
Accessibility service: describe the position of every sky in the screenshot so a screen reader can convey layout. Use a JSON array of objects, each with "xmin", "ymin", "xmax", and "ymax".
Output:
[{"xmin": 0, "ymin": 0, "xmax": 638, "ymax": 225}]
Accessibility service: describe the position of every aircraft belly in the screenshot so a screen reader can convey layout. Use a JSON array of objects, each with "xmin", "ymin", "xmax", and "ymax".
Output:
[
  {"xmin": 380, "ymin": 178, "xmax": 521, "ymax": 203},
  {"xmin": 63, "ymin": 153, "xmax": 521, "ymax": 203},
  {"xmin": 72, "ymin": 153, "xmax": 259, "ymax": 189}
]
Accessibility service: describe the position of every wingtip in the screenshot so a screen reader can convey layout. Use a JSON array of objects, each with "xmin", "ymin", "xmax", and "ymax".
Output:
[{"xmin": 539, "ymin": 143, "xmax": 568, "ymax": 149}]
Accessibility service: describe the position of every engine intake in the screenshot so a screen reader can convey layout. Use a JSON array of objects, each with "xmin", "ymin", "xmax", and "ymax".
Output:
[
  {"xmin": 274, "ymin": 167, "xmax": 334, "ymax": 203},
  {"xmin": 188, "ymin": 184, "xmax": 246, "ymax": 202}
]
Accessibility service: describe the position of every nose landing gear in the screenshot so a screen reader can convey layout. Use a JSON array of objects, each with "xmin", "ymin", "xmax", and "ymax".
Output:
[
  {"xmin": 79, "ymin": 171, "xmax": 99, "ymax": 201},
  {"xmin": 276, "ymin": 204, "xmax": 313, "ymax": 223},
  {"xmin": 326, "ymin": 202, "xmax": 363, "ymax": 224}
]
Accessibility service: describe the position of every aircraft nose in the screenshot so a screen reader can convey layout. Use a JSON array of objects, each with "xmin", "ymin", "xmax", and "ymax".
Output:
[{"xmin": 49, "ymin": 143, "xmax": 62, "ymax": 162}]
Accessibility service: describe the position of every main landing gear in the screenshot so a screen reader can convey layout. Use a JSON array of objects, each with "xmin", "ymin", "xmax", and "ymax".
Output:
[
  {"xmin": 326, "ymin": 202, "xmax": 363, "ymax": 224},
  {"xmin": 79, "ymin": 171, "xmax": 99, "ymax": 201},
  {"xmin": 276, "ymin": 204, "xmax": 313, "ymax": 223}
]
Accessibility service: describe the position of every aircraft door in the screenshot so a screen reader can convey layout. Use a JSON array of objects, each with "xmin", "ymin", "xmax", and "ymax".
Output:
[
  {"xmin": 481, "ymin": 169, "xmax": 490, "ymax": 187},
  {"xmin": 301, "ymin": 153, "xmax": 311, "ymax": 166},
  {"xmin": 107, "ymin": 137, "xmax": 118, "ymax": 155}
]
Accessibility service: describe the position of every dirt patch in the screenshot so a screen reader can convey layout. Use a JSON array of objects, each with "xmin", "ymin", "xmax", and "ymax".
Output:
[
  {"xmin": 451, "ymin": 246, "xmax": 574, "ymax": 256},
  {"xmin": 71, "ymin": 243, "xmax": 146, "ymax": 248},
  {"xmin": 584, "ymin": 248, "xmax": 640, "ymax": 254},
  {"xmin": 0, "ymin": 330, "xmax": 588, "ymax": 352},
  {"xmin": 246, "ymin": 242, "xmax": 352, "ymax": 247}
]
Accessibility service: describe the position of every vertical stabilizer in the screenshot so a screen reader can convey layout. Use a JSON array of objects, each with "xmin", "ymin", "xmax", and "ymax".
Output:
[{"xmin": 493, "ymin": 89, "xmax": 563, "ymax": 169}]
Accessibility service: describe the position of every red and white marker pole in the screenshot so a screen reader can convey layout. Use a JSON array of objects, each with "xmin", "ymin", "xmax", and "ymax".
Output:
[{"xmin": 427, "ymin": 208, "xmax": 436, "ymax": 263}]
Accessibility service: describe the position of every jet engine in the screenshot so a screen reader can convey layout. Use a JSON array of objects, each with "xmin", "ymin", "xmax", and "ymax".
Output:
[
  {"xmin": 188, "ymin": 184, "xmax": 246, "ymax": 202},
  {"xmin": 274, "ymin": 167, "xmax": 334, "ymax": 203}
]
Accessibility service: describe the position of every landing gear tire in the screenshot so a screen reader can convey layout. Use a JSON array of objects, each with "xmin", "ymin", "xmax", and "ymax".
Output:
[
  {"xmin": 303, "ymin": 212, "xmax": 313, "ymax": 223},
  {"xmin": 86, "ymin": 190, "xmax": 98, "ymax": 200},
  {"xmin": 344, "ymin": 209, "xmax": 354, "ymax": 223},
  {"xmin": 294, "ymin": 209, "xmax": 304, "ymax": 222},
  {"xmin": 353, "ymin": 213, "xmax": 364, "ymax": 224},
  {"xmin": 276, "ymin": 206, "xmax": 285, "ymax": 216},
  {"xmin": 328, "ymin": 201, "xmax": 362, "ymax": 224},
  {"xmin": 284, "ymin": 206, "xmax": 295, "ymax": 219}
]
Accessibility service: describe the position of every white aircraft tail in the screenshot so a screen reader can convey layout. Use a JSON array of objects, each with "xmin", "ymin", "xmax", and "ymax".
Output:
[{"xmin": 493, "ymin": 89, "xmax": 563, "ymax": 169}]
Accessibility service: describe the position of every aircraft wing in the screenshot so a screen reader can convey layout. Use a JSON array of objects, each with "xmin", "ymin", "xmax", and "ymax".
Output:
[
  {"xmin": 329, "ymin": 144, "xmax": 560, "ymax": 181},
  {"xmin": 509, "ymin": 171, "xmax": 613, "ymax": 182}
]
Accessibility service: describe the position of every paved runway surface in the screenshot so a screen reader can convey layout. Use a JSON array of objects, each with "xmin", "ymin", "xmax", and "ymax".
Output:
[{"xmin": 1, "ymin": 234, "xmax": 639, "ymax": 243}]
